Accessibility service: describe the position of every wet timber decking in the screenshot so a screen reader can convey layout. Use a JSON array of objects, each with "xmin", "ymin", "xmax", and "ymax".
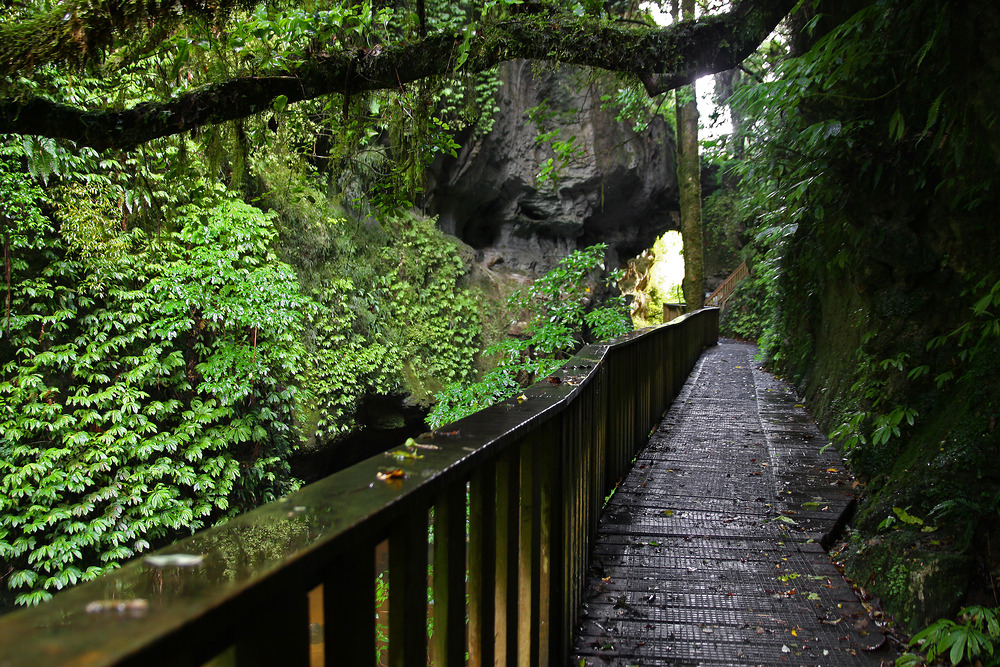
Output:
[{"xmin": 572, "ymin": 340, "xmax": 889, "ymax": 666}]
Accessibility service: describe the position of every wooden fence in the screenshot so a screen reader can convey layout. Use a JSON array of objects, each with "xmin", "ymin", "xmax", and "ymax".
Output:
[
  {"xmin": 0, "ymin": 308, "xmax": 719, "ymax": 667},
  {"xmin": 705, "ymin": 261, "xmax": 749, "ymax": 308}
]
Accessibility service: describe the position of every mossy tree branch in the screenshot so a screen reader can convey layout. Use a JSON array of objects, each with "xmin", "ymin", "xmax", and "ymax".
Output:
[
  {"xmin": 0, "ymin": 0, "xmax": 252, "ymax": 76},
  {"xmin": 0, "ymin": 0, "xmax": 795, "ymax": 150}
]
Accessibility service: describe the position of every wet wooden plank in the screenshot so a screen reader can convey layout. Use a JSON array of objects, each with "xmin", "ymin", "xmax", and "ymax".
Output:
[{"xmin": 572, "ymin": 341, "xmax": 887, "ymax": 666}]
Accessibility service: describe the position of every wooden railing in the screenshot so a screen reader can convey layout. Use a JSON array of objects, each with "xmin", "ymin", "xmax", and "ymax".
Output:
[
  {"xmin": 0, "ymin": 308, "xmax": 719, "ymax": 667},
  {"xmin": 705, "ymin": 261, "xmax": 749, "ymax": 308}
]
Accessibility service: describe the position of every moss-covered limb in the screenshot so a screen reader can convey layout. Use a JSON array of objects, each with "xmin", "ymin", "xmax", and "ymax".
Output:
[
  {"xmin": 0, "ymin": 0, "xmax": 251, "ymax": 76},
  {"xmin": 0, "ymin": 0, "xmax": 794, "ymax": 150}
]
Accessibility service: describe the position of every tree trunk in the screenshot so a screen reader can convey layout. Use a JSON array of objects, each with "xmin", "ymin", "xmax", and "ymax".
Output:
[{"xmin": 675, "ymin": 0, "xmax": 703, "ymax": 311}]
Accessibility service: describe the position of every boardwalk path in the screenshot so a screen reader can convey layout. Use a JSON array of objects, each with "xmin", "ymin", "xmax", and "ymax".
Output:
[{"xmin": 572, "ymin": 340, "xmax": 888, "ymax": 666}]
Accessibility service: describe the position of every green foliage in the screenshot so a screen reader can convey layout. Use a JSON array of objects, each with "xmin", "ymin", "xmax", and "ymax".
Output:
[
  {"xmin": 0, "ymin": 145, "xmax": 47, "ymax": 234},
  {"xmin": 722, "ymin": 0, "xmax": 1000, "ymax": 445},
  {"xmin": 897, "ymin": 606, "xmax": 1000, "ymax": 667},
  {"xmin": 434, "ymin": 70, "xmax": 503, "ymax": 136},
  {"xmin": 928, "ymin": 276, "xmax": 1000, "ymax": 381},
  {"xmin": 829, "ymin": 343, "xmax": 919, "ymax": 457},
  {"xmin": 715, "ymin": 0, "xmax": 1000, "ymax": 624},
  {"xmin": 508, "ymin": 243, "xmax": 629, "ymax": 352},
  {"xmin": 527, "ymin": 100, "xmax": 589, "ymax": 191},
  {"xmin": 724, "ymin": 0, "xmax": 984, "ymax": 363},
  {"xmin": 428, "ymin": 244, "xmax": 630, "ymax": 428},
  {"xmin": 386, "ymin": 215, "xmax": 481, "ymax": 395},
  {"xmin": 701, "ymin": 184, "xmax": 744, "ymax": 269},
  {"xmin": 293, "ymin": 210, "xmax": 482, "ymax": 443},
  {"xmin": 930, "ymin": 490, "xmax": 1000, "ymax": 551},
  {"xmin": 0, "ymin": 141, "xmax": 49, "ymax": 330},
  {"xmin": 600, "ymin": 79, "xmax": 670, "ymax": 133},
  {"xmin": 0, "ymin": 195, "xmax": 305, "ymax": 607}
]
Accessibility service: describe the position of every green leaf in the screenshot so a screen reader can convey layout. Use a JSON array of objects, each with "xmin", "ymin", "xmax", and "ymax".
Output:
[
  {"xmin": 169, "ymin": 40, "xmax": 190, "ymax": 81},
  {"xmin": 920, "ymin": 92, "xmax": 944, "ymax": 139},
  {"xmin": 949, "ymin": 631, "xmax": 967, "ymax": 665},
  {"xmin": 454, "ymin": 24, "xmax": 474, "ymax": 70},
  {"xmin": 893, "ymin": 506, "xmax": 924, "ymax": 525},
  {"xmin": 889, "ymin": 108, "xmax": 905, "ymax": 141}
]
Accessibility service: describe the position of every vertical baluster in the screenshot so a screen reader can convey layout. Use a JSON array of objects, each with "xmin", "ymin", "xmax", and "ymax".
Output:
[
  {"xmin": 388, "ymin": 510, "xmax": 428, "ymax": 667},
  {"xmin": 517, "ymin": 429, "xmax": 545, "ymax": 666},
  {"xmin": 495, "ymin": 445, "xmax": 520, "ymax": 666},
  {"xmin": 516, "ymin": 437, "xmax": 533, "ymax": 667},
  {"xmin": 468, "ymin": 461, "xmax": 496, "ymax": 667},
  {"xmin": 540, "ymin": 415, "xmax": 562, "ymax": 665},
  {"xmin": 324, "ymin": 548, "xmax": 376, "ymax": 667},
  {"xmin": 563, "ymin": 400, "xmax": 577, "ymax": 656},
  {"xmin": 433, "ymin": 483, "xmax": 467, "ymax": 667}
]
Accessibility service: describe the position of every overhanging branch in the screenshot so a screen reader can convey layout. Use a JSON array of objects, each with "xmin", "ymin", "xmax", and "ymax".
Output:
[{"xmin": 0, "ymin": 0, "xmax": 795, "ymax": 150}]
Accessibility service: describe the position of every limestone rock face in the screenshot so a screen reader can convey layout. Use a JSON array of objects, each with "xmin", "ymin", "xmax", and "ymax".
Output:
[{"xmin": 426, "ymin": 61, "xmax": 679, "ymax": 273}]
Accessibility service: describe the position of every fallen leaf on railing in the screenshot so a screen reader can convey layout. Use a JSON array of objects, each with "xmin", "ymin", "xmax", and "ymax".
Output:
[
  {"xmin": 545, "ymin": 376, "xmax": 562, "ymax": 385},
  {"xmin": 516, "ymin": 394, "xmax": 527, "ymax": 403},
  {"xmin": 376, "ymin": 468, "xmax": 407, "ymax": 481},
  {"xmin": 433, "ymin": 429, "xmax": 461, "ymax": 437},
  {"xmin": 85, "ymin": 599, "xmax": 149, "ymax": 616},
  {"xmin": 402, "ymin": 437, "xmax": 441, "ymax": 450},
  {"xmin": 145, "ymin": 554, "xmax": 205, "ymax": 568},
  {"xmin": 385, "ymin": 448, "xmax": 423, "ymax": 461}
]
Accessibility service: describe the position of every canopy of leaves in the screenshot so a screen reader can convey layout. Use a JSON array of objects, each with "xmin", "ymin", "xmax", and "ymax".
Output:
[{"xmin": 0, "ymin": 0, "xmax": 794, "ymax": 149}]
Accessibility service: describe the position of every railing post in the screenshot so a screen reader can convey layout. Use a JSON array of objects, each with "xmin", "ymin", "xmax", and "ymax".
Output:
[
  {"xmin": 539, "ymin": 417, "xmax": 562, "ymax": 665},
  {"xmin": 433, "ymin": 483, "xmax": 468, "ymax": 667},
  {"xmin": 495, "ymin": 445, "xmax": 521, "ymax": 665},
  {"xmin": 388, "ymin": 510, "xmax": 428, "ymax": 667},
  {"xmin": 468, "ymin": 461, "xmax": 497, "ymax": 667},
  {"xmin": 561, "ymin": 394, "xmax": 583, "ymax": 658},
  {"xmin": 517, "ymin": 432, "xmax": 543, "ymax": 666}
]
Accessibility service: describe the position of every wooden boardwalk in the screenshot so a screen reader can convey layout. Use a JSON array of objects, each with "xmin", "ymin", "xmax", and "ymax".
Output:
[{"xmin": 572, "ymin": 340, "xmax": 889, "ymax": 666}]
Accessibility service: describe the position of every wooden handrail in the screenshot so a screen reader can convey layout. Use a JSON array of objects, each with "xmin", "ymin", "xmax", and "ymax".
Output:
[
  {"xmin": 0, "ymin": 309, "xmax": 720, "ymax": 667},
  {"xmin": 705, "ymin": 261, "xmax": 749, "ymax": 307}
]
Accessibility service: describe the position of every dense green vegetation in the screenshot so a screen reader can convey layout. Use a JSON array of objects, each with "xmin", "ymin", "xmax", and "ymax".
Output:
[
  {"xmin": 0, "ymin": 130, "xmax": 493, "ymax": 607},
  {"xmin": 428, "ymin": 243, "xmax": 631, "ymax": 428},
  {"xmin": 0, "ymin": 146, "xmax": 307, "ymax": 605},
  {"xmin": 2, "ymin": 0, "xmax": 997, "ymax": 650},
  {"xmin": 0, "ymin": 0, "xmax": 657, "ymax": 610},
  {"xmin": 717, "ymin": 0, "xmax": 1000, "ymax": 634}
]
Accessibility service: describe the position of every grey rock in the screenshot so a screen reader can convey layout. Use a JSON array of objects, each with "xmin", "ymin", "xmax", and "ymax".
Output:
[{"xmin": 427, "ymin": 61, "xmax": 679, "ymax": 275}]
